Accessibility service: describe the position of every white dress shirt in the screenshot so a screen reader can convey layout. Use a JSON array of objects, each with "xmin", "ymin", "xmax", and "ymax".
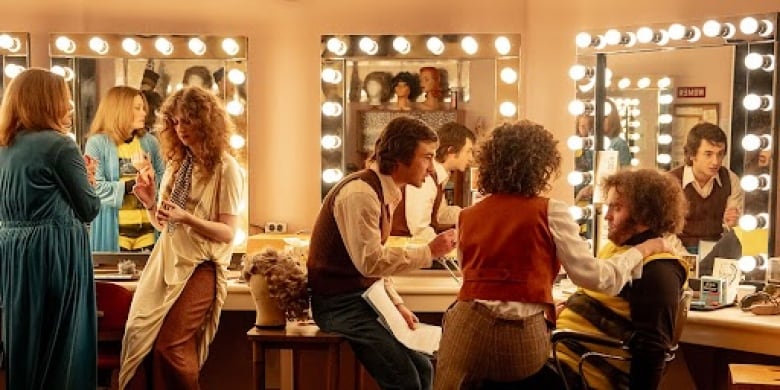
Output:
[
  {"xmin": 475, "ymin": 198, "xmax": 646, "ymax": 318},
  {"xmin": 332, "ymin": 167, "xmax": 433, "ymax": 304},
  {"xmin": 404, "ymin": 160, "xmax": 461, "ymax": 241}
]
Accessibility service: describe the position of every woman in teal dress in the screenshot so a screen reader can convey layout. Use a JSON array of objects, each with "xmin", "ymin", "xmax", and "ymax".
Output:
[{"xmin": 0, "ymin": 68, "xmax": 100, "ymax": 389}]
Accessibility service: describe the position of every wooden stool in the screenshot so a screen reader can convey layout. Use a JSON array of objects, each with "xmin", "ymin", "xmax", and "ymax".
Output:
[
  {"xmin": 729, "ymin": 364, "xmax": 780, "ymax": 389},
  {"xmin": 247, "ymin": 323, "xmax": 343, "ymax": 390}
]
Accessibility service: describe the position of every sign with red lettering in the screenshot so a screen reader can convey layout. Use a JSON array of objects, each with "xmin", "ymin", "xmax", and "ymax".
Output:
[{"xmin": 677, "ymin": 86, "xmax": 706, "ymax": 98}]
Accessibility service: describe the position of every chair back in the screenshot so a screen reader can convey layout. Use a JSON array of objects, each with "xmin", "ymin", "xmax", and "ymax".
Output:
[
  {"xmin": 95, "ymin": 282, "xmax": 133, "ymax": 370},
  {"xmin": 671, "ymin": 290, "xmax": 693, "ymax": 347}
]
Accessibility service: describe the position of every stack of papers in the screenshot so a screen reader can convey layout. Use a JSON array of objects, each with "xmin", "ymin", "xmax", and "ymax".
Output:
[{"xmin": 362, "ymin": 280, "xmax": 442, "ymax": 355}]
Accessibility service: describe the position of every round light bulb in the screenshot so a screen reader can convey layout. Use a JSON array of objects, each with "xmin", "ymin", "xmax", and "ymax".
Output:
[
  {"xmin": 604, "ymin": 29, "xmax": 622, "ymax": 45},
  {"xmin": 569, "ymin": 64, "xmax": 587, "ymax": 81},
  {"xmin": 359, "ymin": 37, "xmax": 378, "ymax": 55},
  {"xmin": 392, "ymin": 36, "xmax": 410, "ymax": 54},
  {"xmin": 320, "ymin": 68, "xmax": 342, "ymax": 84},
  {"xmin": 494, "ymin": 36, "xmax": 511, "ymax": 55},
  {"xmin": 630, "ymin": 158, "xmax": 640, "ymax": 166},
  {"xmin": 154, "ymin": 37, "xmax": 173, "ymax": 55},
  {"xmin": 668, "ymin": 23, "xmax": 686, "ymax": 40},
  {"xmin": 738, "ymin": 255, "xmax": 758, "ymax": 272},
  {"xmin": 55, "ymin": 36, "xmax": 76, "ymax": 53},
  {"xmin": 659, "ymin": 94, "xmax": 674, "ymax": 105},
  {"xmin": 426, "ymin": 37, "xmax": 445, "ymax": 55},
  {"xmin": 741, "ymin": 175, "xmax": 760, "ymax": 192},
  {"xmin": 739, "ymin": 214, "xmax": 759, "ymax": 231},
  {"xmin": 658, "ymin": 114, "xmax": 673, "ymax": 124},
  {"xmin": 575, "ymin": 32, "xmax": 593, "ymax": 48},
  {"xmin": 567, "ymin": 135, "xmax": 584, "ymax": 151},
  {"xmin": 568, "ymin": 206, "xmax": 585, "ymax": 221},
  {"xmin": 326, "ymin": 37, "xmax": 347, "ymax": 55},
  {"xmin": 229, "ymin": 134, "xmax": 246, "ymax": 149},
  {"xmin": 637, "ymin": 77, "xmax": 651, "ymax": 89},
  {"xmin": 461, "ymin": 36, "xmax": 478, "ymax": 55},
  {"xmin": 740, "ymin": 17, "xmax": 759, "ymax": 35},
  {"xmin": 498, "ymin": 101, "xmax": 517, "ymax": 117},
  {"xmin": 322, "ymin": 168, "xmax": 344, "ymax": 184},
  {"xmin": 227, "ymin": 69, "xmax": 246, "ymax": 85},
  {"xmin": 321, "ymin": 135, "xmax": 342, "ymax": 149},
  {"xmin": 88, "ymin": 37, "xmax": 109, "ymax": 55},
  {"xmin": 742, "ymin": 134, "xmax": 762, "ymax": 151},
  {"xmin": 221, "ymin": 38, "xmax": 240, "ymax": 56},
  {"xmin": 631, "ymin": 108, "xmax": 641, "ymax": 116},
  {"xmin": 636, "ymin": 27, "xmax": 654, "ymax": 43},
  {"xmin": 4, "ymin": 64, "xmax": 23, "ymax": 79},
  {"xmin": 658, "ymin": 134, "xmax": 673, "ymax": 145},
  {"xmin": 568, "ymin": 100, "xmax": 586, "ymax": 116},
  {"xmin": 567, "ymin": 171, "xmax": 586, "ymax": 186},
  {"xmin": 500, "ymin": 67, "xmax": 518, "ymax": 84},
  {"xmin": 618, "ymin": 77, "xmax": 631, "ymax": 89},
  {"xmin": 702, "ymin": 20, "xmax": 722, "ymax": 37},
  {"xmin": 743, "ymin": 94, "xmax": 761, "ymax": 111},
  {"xmin": 655, "ymin": 30, "xmax": 670, "ymax": 46},
  {"xmin": 188, "ymin": 38, "xmax": 206, "ymax": 55},
  {"xmin": 121, "ymin": 38, "xmax": 141, "ymax": 55},
  {"xmin": 657, "ymin": 154, "xmax": 672, "ymax": 164},
  {"xmin": 226, "ymin": 100, "xmax": 244, "ymax": 116},
  {"xmin": 657, "ymin": 77, "xmax": 671, "ymax": 89},
  {"xmin": 321, "ymin": 101, "xmax": 343, "ymax": 117},
  {"xmin": 0, "ymin": 34, "xmax": 14, "ymax": 51},
  {"xmin": 745, "ymin": 52, "xmax": 764, "ymax": 70}
]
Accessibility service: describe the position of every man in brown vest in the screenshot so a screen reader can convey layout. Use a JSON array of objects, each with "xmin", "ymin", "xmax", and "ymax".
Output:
[
  {"xmin": 391, "ymin": 122, "xmax": 476, "ymax": 240},
  {"xmin": 668, "ymin": 122, "xmax": 744, "ymax": 253},
  {"xmin": 308, "ymin": 116, "xmax": 457, "ymax": 390}
]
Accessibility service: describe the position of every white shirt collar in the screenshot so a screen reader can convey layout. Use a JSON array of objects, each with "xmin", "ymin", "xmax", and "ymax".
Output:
[
  {"xmin": 369, "ymin": 165, "xmax": 402, "ymax": 208},
  {"xmin": 682, "ymin": 165, "xmax": 722, "ymax": 188},
  {"xmin": 433, "ymin": 160, "xmax": 450, "ymax": 185}
]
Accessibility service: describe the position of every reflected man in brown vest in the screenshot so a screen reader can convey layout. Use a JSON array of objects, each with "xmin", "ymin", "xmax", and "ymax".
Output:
[
  {"xmin": 668, "ymin": 122, "xmax": 744, "ymax": 253},
  {"xmin": 391, "ymin": 122, "xmax": 476, "ymax": 240},
  {"xmin": 308, "ymin": 116, "xmax": 457, "ymax": 390}
]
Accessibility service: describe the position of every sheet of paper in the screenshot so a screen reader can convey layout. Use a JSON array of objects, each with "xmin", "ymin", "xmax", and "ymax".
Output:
[{"xmin": 362, "ymin": 280, "xmax": 442, "ymax": 355}]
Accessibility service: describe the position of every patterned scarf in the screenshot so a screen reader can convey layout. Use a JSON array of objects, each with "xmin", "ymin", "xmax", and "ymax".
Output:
[{"xmin": 167, "ymin": 151, "xmax": 193, "ymax": 232}]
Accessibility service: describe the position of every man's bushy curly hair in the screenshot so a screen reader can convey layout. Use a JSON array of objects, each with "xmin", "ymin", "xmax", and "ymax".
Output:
[
  {"xmin": 476, "ymin": 120, "xmax": 561, "ymax": 196},
  {"xmin": 602, "ymin": 169, "xmax": 688, "ymax": 235}
]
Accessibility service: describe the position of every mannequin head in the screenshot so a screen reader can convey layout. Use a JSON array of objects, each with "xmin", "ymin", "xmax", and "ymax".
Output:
[
  {"xmin": 391, "ymin": 72, "xmax": 422, "ymax": 101},
  {"xmin": 182, "ymin": 65, "xmax": 214, "ymax": 89},
  {"xmin": 419, "ymin": 67, "xmax": 443, "ymax": 99},
  {"xmin": 363, "ymin": 71, "xmax": 393, "ymax": 105}
]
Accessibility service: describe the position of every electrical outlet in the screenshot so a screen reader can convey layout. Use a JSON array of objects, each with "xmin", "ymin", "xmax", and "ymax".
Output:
[{"xmin": 265, "ymin": 222, "xmax": 288, "ymax": 234}]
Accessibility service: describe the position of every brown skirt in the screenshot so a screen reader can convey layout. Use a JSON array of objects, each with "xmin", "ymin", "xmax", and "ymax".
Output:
[{"xmin": 434, "ymin": 301, "xmax": 549, "ymax": 389}]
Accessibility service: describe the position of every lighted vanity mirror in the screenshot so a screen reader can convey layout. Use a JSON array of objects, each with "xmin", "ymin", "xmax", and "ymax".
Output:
[
  {"xmin": 320, "ymin": 34, "xmax": 521, "ymax": 201},
  {"xmin": 569, "ymin": 13, "xmax": 778, "ymax": 266},
  {"xmin": 49, "ymin": 33, "xmax": 249, "ymax": 255},
  {"xmin": 0, "ymin": 32, "xmax": 30, "ymax": 100}
]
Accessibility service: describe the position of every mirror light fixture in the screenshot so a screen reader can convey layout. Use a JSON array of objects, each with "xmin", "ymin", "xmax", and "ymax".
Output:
[
  {"xmin": 121, "ymin": 38, "xmax": 141, "ymax": 55},
  {"xmin": 739, "ymin": 213, "xmax": 770, "ymax": 231},
  {"xmin": 55, "ymin": 36, "xmax": 76, "ymax": 54},
  {"xmin": 154, "ymin": 37, "xmax": 173, "ymax": 56},
  {"xmin": 0, "ymin": 34, "xmax": 21, "ymax": 52},
  {"xmin": 567, "ymin": 171, "xmax": 592, "ymax": 186},
  {"xmin": 738, "ymin": 254, "xmax": 768, "ymax": 272},
  {"xmin": 426, "ymin": 36, "xmax": 445, "ymax": 55},
  {"xmin": 51, "ymin": 34, "xmax": 247, "ymax": 59},
  {"xmin": 392, "ymin": 36, "xmax": 410, "ymax": 54},
  {"xmin": 358, "ymin": 37, "xmax": 379, "ymax": 55},
  {"xmin": 88, "ymin": 37, "xmax": 109, "ymax": 55},
  {"xmin": 461, "ymin": 36, "xmax": 479, "ymax": 55},
  {"xmin": 743, "ymin": 94, "xmax": 774, "ymax": 111},
  {"xmin": 188, "ymin": 38, "xmax": 207, "ymax": 56},
  {"xmin": 745, "ymin": 52, "xmax": 775, "ymax": 71},
  {"xmin": 741, "ymin": 174, "xmax": 772, "ymax": 192},
  {"xmin": 742, "ymin": 134, "xmax": 772, "ymax": 151},
  {"xmin": 326, "ymin": 37, "xmax": 348, "ymax": 56}
]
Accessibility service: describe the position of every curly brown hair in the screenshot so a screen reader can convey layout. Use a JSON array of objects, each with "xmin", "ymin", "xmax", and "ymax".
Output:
[
  {"xmin": 476, "ymin": 120, "xmax": 561, "ymax": 196},
  {"xmin": 158, "ymin": 86, "xmax": 233, "ymax": 195},
  {"xmin": 683, "ymin": 122, "xmax": 727, "ymax": 166},
  {"xmin": 601, "ymin": 169, "xmax": 688, "ymax": 235}
]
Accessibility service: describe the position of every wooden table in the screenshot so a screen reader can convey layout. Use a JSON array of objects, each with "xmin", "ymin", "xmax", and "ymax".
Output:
[{"xmin": 247, "ymin": 323, "xmax": 344, "ymax": 390}]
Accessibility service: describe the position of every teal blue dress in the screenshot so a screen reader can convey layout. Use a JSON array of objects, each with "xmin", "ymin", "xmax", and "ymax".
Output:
[{"xmin": 0, "ymin": 129, "xmax": 100, "ymax": 389}]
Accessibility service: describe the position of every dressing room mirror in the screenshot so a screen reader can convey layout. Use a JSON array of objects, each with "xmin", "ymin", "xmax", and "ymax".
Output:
[
  {"xmin": 50, "ymin": 33, "xmax": 249, "ymax": 254},
  {"xmin": 569, "ymin": 13, "xmax": 778, "ymax": 264},
  {"xmin": 320, "ymin": 34, "xmax": 521, "ymax": 203},
  {"xmin": 0, "ymin": 32, "xmax": 30, "ymax": 100}
]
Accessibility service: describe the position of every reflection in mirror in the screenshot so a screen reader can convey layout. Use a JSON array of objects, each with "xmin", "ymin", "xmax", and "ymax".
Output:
[
  {"xmin": 567, "ymin": 13, "xmax": 778, "ymax": 264},
  {"xmin": 0, "ymin": 32, "xmax": 30, "ymax": 101},
  {"xmin": 320, "ymin": 34, "xmax": 521, "ymax": 204},
  {"xmin": 49, "ymin": 34, "xmax": 249, "ymax": 254}
]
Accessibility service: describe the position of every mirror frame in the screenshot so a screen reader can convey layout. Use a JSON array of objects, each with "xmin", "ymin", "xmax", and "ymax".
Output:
[
  {"xmin": 568, "ymin": 13, "xmax": 779, "ymax": 258},
  {"xmin": 48, "ymin": 33, "xmax": 251, "ymax": 252},
  {"xmin": 319, "ymin": 33, "xmax": 522, "ymax": 197}
]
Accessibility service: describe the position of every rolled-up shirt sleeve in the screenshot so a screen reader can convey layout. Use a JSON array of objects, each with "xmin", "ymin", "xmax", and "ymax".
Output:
[
  {"xmin": 548, "ymin": 199, "xmax": 643, "ymax": 296},
  {"xmin": 333, "ymin": 180, "xmax": 433, "ymax": 278}
]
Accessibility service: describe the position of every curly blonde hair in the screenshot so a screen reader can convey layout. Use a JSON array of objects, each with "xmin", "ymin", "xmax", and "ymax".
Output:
[
  {"xmin": 158, "ymin": 86, "xmax": 233, "ymax": 195},
  {"xmin": 476, "ymin": 120, "xmax": 561, "ymax": 196},
  {"xmin": 601, "ymin": 169, "xmax": 688, "ymax": 235},
  {"xmin": 242, "ymin": 248, "xmax": 310, "ymax": 321}
]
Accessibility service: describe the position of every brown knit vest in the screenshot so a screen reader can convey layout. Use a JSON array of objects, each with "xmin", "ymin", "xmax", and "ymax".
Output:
[
  {"xmin": 669, "ymin": 166, "xmax": 730, "ymax": 247},
  {"xmin": 457, "ymin": 194, "xmax": 560, "ymax": 322},
  {"xmin": 307, "ymin": 169, "xmax": 390, "ymax": 296},
  {"xmin": 390, "ymin": 170, "xmax": 452, "ymax": 236}
]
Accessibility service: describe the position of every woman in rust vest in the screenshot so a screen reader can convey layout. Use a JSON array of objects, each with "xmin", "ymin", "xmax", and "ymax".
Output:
[{"xmin": 434, "ymin": 121, "xmax": 670, "ymax": 389}]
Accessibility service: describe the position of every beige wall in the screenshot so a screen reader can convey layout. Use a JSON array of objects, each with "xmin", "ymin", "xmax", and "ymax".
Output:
[{"xmin": 3, "ymin": 0, "xmax": 780, "ymax": 231}]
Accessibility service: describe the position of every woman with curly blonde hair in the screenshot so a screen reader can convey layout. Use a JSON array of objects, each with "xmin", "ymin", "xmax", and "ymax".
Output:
[
  {"xmin": 434, "ymin": 120, "xmax": 670, "ymax": 389},
  {"xmin": 119, "ymin": 86, "xmax": 243, "ymax": 389}
]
